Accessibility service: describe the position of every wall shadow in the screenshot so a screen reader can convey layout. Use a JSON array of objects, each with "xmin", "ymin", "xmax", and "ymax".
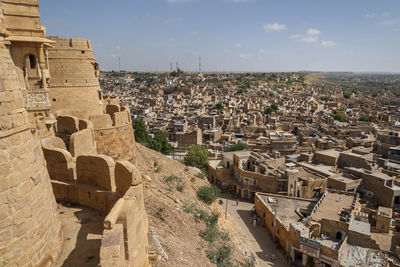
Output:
[
  {"xmin": 61, "ymin": 206, "xmax": 104, "ymax": 267},
  {"xmin": 236, "ymin": 209, "xmax": 289, "ymax": 267}
]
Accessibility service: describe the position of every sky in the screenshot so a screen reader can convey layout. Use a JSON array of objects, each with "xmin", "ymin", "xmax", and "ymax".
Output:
[{"xmin": 39, "ymin": 0, "xmax": 400, "ymax": 72}]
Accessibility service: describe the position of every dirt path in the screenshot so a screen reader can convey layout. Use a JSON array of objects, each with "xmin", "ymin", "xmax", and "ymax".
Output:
[{"xmin": 218, "ymin": 194, "xmax": 289, "ymax": 267}]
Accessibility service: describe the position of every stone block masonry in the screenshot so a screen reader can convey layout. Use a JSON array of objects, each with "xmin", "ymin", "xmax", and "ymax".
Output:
[
  {"xmin": 47, "ymin": 36, "xmax": 104, "ymax": 119},
  {"xmin": 0, "ymin": 11, "xmax": 63, "ymax": 265}
]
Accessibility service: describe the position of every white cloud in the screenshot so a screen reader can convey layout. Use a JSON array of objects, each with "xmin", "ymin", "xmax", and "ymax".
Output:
[
  {"xmin": 290, "ymin": 34, "xmax": 302, "ymax": 39},
  {"xmin": 116, "ymin": 45, "xmax": 121, "ymax": 50},
  {"xmin": 300, "ymin": 36, "xmax": 318, "ymax": 43},
  {"xmin": 235, "ymin": 42, "xmax": 244, "ymax": 48},
  {"xmin": 381, "ymin": 19, "xmax": 398, "ymax": 25},
  {"xmin": 382, "ymin": 12, "xmax": 390, "ymax": 17},
  {"xmin": 239, "ymin": 53, "xmax": 252, "ymax": 59},
  {"xmin": 259, "ymin": 49, "xmax": 265, "ymax": 54},
  {"xmin": 321, "ymin": 40, "xmax": 337, "ymax": 47},
  {"xmin": 306, "ymin": 28, "xmax": 322, "ymax": 36},
  {"xmin": 291, "ymin": 28, "xmax": 322, "ymax": 43},
  {"xmin": 192, "ymin": 31, "xmax": 200, "ymax": 35},
  {"xmin": 165, "ymin": 17, "xmax": 182, "ymax": 23},
  {"xmin": 365, "ymin": 13, "xmax": 376, "ymax": 19},
  {"xmin": 262, "ymin": 23, "xmax": 287, "ymax": 32}
]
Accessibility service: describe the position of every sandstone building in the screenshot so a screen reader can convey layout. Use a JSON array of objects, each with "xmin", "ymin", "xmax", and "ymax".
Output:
[{"xmin": 0, "ymin": 1, "xmax": 151, "ymax": 266}]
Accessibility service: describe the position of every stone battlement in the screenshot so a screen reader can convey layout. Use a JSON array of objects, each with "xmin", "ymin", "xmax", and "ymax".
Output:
[
  {"xmin": 48, "ymin": 36, "xmax": 94, "ymax": 51},
  {"xmin": 1, "ymin": 1, "xmax": 151, "ymax": 266},
  {"xmin": 42, "ymin": 133, "xmax": 150, "ymax": 266}
]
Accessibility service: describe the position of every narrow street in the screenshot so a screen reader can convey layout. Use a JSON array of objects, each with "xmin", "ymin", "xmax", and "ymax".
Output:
[{"xmin": 219, "ymin": 194, "xmax": 289, "ymax": 267}]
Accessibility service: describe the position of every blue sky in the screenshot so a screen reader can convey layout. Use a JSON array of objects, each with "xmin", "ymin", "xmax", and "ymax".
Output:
[{"xmin": 39, "ymin": 0, "xmax": 400, "ymax": 72}]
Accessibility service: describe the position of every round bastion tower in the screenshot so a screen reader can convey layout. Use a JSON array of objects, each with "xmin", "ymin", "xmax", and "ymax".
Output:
[
  {"xmin": 47, "ymin": 36, "xmax": 104, "ymax": 119},
  {"xmin": 0, "ymin": 8, "xmax": 63, "ymax": 267}
]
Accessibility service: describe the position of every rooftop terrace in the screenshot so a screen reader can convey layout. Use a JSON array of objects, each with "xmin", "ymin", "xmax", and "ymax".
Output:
[{"xmin": 312, "ymin": 191, "xmax": 355, "ymax": 222}]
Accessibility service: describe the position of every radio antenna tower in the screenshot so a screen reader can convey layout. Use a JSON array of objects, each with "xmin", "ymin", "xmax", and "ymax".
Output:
[
  {"xmin": 176, "ymin": 61, "xmax": 179, "ymax": 71},
  {"xmin": 170, "ymin": 62, "xmax": 172, "ymax": 72},
  {"xmin": 199, "ymin": 56, "xmax": 201, "ymax": 73}
]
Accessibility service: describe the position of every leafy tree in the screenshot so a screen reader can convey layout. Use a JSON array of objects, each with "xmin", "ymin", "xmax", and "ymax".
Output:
[
  {"xmin": 264, "ymin": 107, "xmax": 274, "ymax": 115},
  {"xmin": 132, "ymin": 119, "xmax": 151, "ymax": 144},
  {"xmin": 197, "ymin": 185, "xmax": 221, "ymax": 204},
  {"xmin": 184, "ymin": 145, "xmax": 209, "ymax": 170},
  {"xmin": 132, "ymin": 120, "xmax": 172, "ymax": 154},
  {"xmin": 154, "ymin": 130, "xmax": 173, "ymax": 154},
  {"xmin": 170, "ymin": 68, "xmax": 184, "ymax": 77},
  {"xmin": 264, "ymin": 104, "xmax": 278, "ymax": 115},
  {"xmin": 331, "ymin": 113, "xmax": 347, "ymax": 122},
  {"xmin": 227, "ymin": 142, "xmax": 249, "ymax": 152},
  {"xmin": 214, "ymin": 102, "xmax": 224, "ymax": 110},
  {"xmin": 359, "ymin": 116, "xmax": 371, "ymax": 122},
  {"xmin": 343, "ymin": 93, "xmax": 351, "ymax": 99},
  {"xmin": 270, "ymin": 103, "xmax": 279, "ymax": 111}
]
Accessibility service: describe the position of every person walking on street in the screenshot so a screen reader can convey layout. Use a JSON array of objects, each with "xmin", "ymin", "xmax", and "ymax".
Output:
[{"xmin": 236, "ymin": 199, "xmax": 239, "ymax": 206}]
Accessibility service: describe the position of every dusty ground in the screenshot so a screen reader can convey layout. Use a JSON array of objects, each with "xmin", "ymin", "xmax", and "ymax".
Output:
[
  {"xmin": 136, "ymin": 144, "xmax": 250, "ymax": 267},
  {"xmin": 218, "ymin": 194, "xmax": 289, "ymax": 267},
  {"xmin": 54, "ymin": 204, "xmax": 104, "ymax": 267}
]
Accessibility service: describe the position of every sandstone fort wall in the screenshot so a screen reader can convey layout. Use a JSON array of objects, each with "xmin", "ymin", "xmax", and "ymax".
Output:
[
  {"xmin": 47, "ymin": 36, "xmax": 104, "ymax": 119},
  {"xmin": 0, "ymin": 11, "xmax": 63, "ymax": 266}
]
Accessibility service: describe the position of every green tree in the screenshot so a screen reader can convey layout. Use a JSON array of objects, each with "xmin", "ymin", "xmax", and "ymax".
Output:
[
  {"xmin": 264, "ymin": 103, "xmax": 279, "ymax": 115},
  {"xmin": 197, "ymin": 185, "xmax": 221, "ymax": 204},
  {"xmin": 132, "ymin": 120, "xmax": 173, "ymax": 154},
  {"xmin": 184, "ymin": 145, "xmax": 209, "ymax": 171},
  {"xmin": 153, "ymin": 130, "xmax": 173, "ymax": 154},
  {"xmin": 343, "ymin": 93, "xmax": 351, "ymax": 99},
  {"xmin": 214, "ymin": 102, "xmax": 224, "ymax": 110},
  {"xmin": 359, "ymin": 116, "xmax": 371, "ymax": 122},
  {"xmin": 227, "ymin": 142, "xmax": 249, "ymax": 152},
  {"xmin": 270, "ymin": 103, "xmax": 279, "ymax": 112},
  {"xmin": 132, "ymin": 119, "xmax": 151, "ymax": 144},
  {"xmin": 331, "ymin": 113, "xmax": 347, "ymax": 122}
]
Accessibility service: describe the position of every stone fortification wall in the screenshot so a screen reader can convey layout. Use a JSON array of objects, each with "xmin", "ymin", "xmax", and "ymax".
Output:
[
  {"xmin": 0, "ymin": 9, "xmax": 63, "ymax": 266},
  {"xmin": 47, "ymin": 36, "xmax": 104, "ymax": 119},
  {"xmin": 101, "ymin": 184, "xmax": 150, "ymax": 267},
  {"xmin": 42, "ymin": 140, "xmax": 150, "ymax": 266},
  {"xmin": 90, "ymin": 104, "xmax": 137, "ymax": 165}
]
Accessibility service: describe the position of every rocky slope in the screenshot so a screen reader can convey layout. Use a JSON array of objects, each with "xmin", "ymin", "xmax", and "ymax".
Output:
[{"xmin": 135, "ymin": 144, "xmax": 250, "ymax": 266}]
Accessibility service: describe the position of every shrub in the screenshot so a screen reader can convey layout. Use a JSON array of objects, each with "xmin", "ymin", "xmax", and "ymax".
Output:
[
  {"xmin": 196, "ymin": 171, "xmax": 208, "ymax": 179},
  {"xmin": 359, "ymin": 116, "xmax": 371, "ymax": 122},
  {"xmin": 206, "ymin": 245, "xmax": 233, "ymax": 267},
  {"xmin": 176, "ymin": 181, "xmax": 185, "ymax": 192},
  {"xmin": 218, "ymin": 229, "xmax": 230, "ymax": 241},
  {"xmin": 214, "ymin": 102, "xmax": 224, "ymax": 110},
  {"xmin": 227, "ymin": 142, "xmax": 249, "ymax": 152},
  {"xmin": 200, "ymin": 225, "xmax": 219, "ymax": 243},
  {"xmin": 183, "ymin": 202, "xmax": 197, "ymax": 214},
  {"xmin": 163, "ymin": 175, "xmax": 179, "ymax": 183},
  {"xmin": 331, "ymin": 113, "xmax": 346, "ymax": 122},
  {"xmin": 197, "ymin": 185, "xmax": 221, "ymax": 204},
  {"xmin": 184, "ymin": 145, "xmax": 209, "ymax": 171}
]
